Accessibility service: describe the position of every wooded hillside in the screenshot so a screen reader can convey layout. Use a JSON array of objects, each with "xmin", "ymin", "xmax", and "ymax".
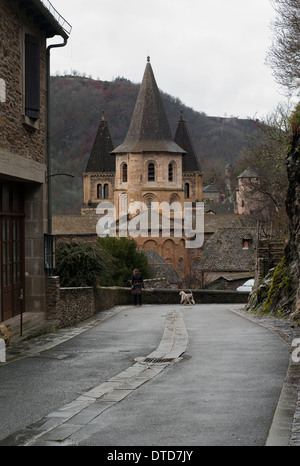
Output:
[{"xmin": 49, "ymin": 75, "xmax": 257, "ymax": 214}]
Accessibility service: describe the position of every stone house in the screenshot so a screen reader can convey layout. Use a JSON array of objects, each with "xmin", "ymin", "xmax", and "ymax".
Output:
[
  {"xmin": 234, "ymin": 168, "xmax": 272, "ymax": 216},
  {"xmin": 199, "ymin": 226, "xmax": 257, "ymax": 286},
  {"xmin": 0, "ymin": 0, "xmax": 71, "ymax": 323},
  {"xmin": 202, "ymin": 184, "xmax": 220, "ymax": 203}
]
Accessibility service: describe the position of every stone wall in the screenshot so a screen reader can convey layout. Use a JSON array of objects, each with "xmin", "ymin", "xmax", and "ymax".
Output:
[
  {"xmin": 46, "ymin": 278, "xmax": 249, "ymax": 329},
  {"xmin": 0, "ymin": 0, "xmax": 47, "ymax": 163},
  {"xmin": 57, "ymin": 287, "xmax": 95, "ymax": 328}
]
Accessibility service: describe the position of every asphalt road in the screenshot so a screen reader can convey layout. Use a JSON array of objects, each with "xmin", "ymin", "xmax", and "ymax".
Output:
[{"xmin": 0, "ymin": 304, "xmax": 291, "ymax": 447}]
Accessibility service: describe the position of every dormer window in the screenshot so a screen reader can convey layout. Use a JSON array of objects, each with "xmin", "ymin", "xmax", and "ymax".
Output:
[{"xmin": 242, "ymin": 239, "xmax": 252, "ymax": 250}]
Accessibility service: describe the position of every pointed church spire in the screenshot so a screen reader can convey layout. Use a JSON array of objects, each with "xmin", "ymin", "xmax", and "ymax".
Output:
[
  {"xmin": 112, "ymin": 59, "xmax": 184, "ymax": 154},
  {"xmin": 85, "ymin": 110, "xmax": 115, "ymax": 173},
  {"xmin": 174, "ymin": 110, "xmax": 201, "ymax": 173}
]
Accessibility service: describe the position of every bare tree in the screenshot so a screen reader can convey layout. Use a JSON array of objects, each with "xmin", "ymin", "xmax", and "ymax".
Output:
[
  {"xmin": 235, "ymin": 102, "xmax": 291, "ymax": 223},
  {"xmin": 266, "ymin": 0, "xmax": 300, "ymax": 91}
]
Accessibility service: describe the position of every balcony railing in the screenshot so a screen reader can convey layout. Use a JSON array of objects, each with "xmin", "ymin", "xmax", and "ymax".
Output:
[{"xmin": 39, "ymin": 0, "xmax": 72, "ymax": 36}]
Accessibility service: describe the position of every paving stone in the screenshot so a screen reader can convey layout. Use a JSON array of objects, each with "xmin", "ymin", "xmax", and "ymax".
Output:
[
  {"xmin": 69, "ymin": 402, "xmax": 115, "ymax": 424},
  {"xmin": 37, "ymin": 423, "xmax": 82, "ymax": 442}
]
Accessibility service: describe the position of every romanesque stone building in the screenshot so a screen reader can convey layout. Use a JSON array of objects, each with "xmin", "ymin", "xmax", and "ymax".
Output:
[
  {"xmin": 0, "ymin": 0, "xmax": 71, "ymax": 322},
  {"xmin": 83, "ymin": 58, "xmax": 203, "ymax": 276}
]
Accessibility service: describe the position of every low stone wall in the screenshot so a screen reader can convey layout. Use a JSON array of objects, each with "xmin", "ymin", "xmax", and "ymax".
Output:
[
  {"xmin": 46, "ymin": 278, "xmax": 249, "ymax": 330},
  {"xmin": 57, "ymin": 287, "xmax": 95, "ymax": 328},
  {"xmin": 141, "ymin": 289, "xmax": 249, "ymax": 305},
  {"xmin": 94, "ymin": 287, "xmax": 132, "ymax": 312}
]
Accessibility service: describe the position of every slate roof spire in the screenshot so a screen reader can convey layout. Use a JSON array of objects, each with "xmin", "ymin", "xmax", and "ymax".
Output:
[
  {"xmin": 174, "ymin": 110, "xmax": 202, "ymax": 173},
  {"xmin": 85, "ymin": 111, "xmax": 115, "ymax": 173},
  {"xmin": 112, "ymin": 58, "xmax": 185, "ymax": 154}
]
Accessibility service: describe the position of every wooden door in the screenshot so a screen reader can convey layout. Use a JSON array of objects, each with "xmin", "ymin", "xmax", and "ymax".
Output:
[{"xmin": 0, "ymin": 182, "xmax": 24, "ymax": 322}]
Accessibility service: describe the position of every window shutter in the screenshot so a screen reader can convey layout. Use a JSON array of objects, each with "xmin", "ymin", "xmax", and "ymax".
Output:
[{"xmin": 25, "ymin": 34, "xmax": 40, "ymax": 120}]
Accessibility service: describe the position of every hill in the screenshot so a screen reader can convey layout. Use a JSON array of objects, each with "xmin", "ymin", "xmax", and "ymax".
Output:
[{"xmin": 49, "ymin": 75, "xmax": 257, "ymax": 214}]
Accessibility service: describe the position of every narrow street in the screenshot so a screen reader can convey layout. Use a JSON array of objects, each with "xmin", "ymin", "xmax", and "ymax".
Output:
[{"xmin": 0, "ymin": 304, "xmax": 296, "ymax": 447}]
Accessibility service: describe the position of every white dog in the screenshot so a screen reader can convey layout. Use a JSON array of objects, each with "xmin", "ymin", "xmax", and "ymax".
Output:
[
  {"xmin": 179, "ymin": 290, "xmax": 195, "ymax": 305},
  {"xmin": 0, "ymin": 324, "xmax": 11, "ymax": 347}
]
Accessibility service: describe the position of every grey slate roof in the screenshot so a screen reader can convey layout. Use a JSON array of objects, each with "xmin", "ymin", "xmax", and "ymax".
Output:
[
  {"xmin": 85, "ymin": 112, "xmax": 115, "ymax": 173},
  {"xmin": 205, "ymin": 203, "xmax": 234, "ymax": 215},
  {"xmin": 238, "ymin": 168, "xmax": 258, "ymax": 179},
  {"xmin": 174, "ymin": 111, "xmax": 201, "ymax": 172},
  {"xmin": 112, "ymin": 59, "xmax": 185, "ymax": 154},
  {"xmin": 203, "ymin": 185, "xmax": 219, "ymax": 193},
  {"xmin": 142, "ymin": 249, "xmax": 180, "ymax": 284},
  {"xmin": 202, "ymin": 227, "xmax": 257, "ymax": 272}
]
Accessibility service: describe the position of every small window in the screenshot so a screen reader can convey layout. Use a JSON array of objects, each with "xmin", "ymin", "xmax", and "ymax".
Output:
[
  {"xmin": 97, "ymin": 184, "xmax": 102, "ymax": 199},
  {"xmin": 168, "ymin": 163, "xmax": 173, "ymax": 182},
  {"xmin": 122, "ymin": 164, "xmax": 128, "ymax": 183},
  {"xmin": 242, "ymin": 239, "xmax": 251, "ymax": 250},
  {"xmin": 103, "ymin": 184, "xmax": 109, "ymax": 199},
  {"xmin": 25, "ymin": 34, "xmax": 40, "ymax": 120},
  {"xmin": 184, "ymin": 183, "xmax": 190, "ymax": 199},
  {"xmin": 148, "ymin": 163, "xmax": 155, "ymax": 182},
  {"xmin": 0, "ymin": 78, "xmax": 6, "ymax": 103},
  {"xmin": 193, "ymin": 259, "xmax": 201, "ymax": 275},
  {"xmin": 178, "ymin": 259, "xmax": 183, "ymax": 275}
]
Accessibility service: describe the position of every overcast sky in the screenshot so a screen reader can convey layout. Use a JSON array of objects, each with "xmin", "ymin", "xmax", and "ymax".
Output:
[{"xmin": 49, "ymin": 0, "xmax": 287, "ymax": 119}]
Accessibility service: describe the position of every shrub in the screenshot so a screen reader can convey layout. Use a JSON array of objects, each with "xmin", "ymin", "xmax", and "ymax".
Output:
[
  {"xmin": 55, "ymin": 241, "xmax": 116, "ymax": 287},
  {"xmin": 97, "ymin": 237, "xmax": 152, "ymax": 286}
]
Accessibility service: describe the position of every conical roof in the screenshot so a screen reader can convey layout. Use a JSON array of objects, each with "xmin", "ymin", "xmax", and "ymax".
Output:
[
  {"xmin": 174, "ymin": 111, "xmax": 201, "ymax": 173},
  {"xmin": 85, "ymin": 111, "xmax": 115, "ymax": 173},
  {"xmin": 112, "ymin": 58, "xmax": 185, "ymax": 154}
]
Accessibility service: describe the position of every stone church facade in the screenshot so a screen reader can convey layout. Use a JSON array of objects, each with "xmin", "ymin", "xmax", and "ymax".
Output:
[{"xmin": 82, "ymin": 58, "xmax": 203, "ymax": 277}]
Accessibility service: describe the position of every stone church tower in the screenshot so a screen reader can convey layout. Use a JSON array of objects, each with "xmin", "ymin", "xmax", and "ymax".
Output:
[
  {"xmin": 83, "ymin": 58, "xmax": 203, "ymax": 274},
  {"xmin": 82, "ymin": 111, "xmax": 115, "ymax": 214},
  {"xmin": 112, "ymin": 57, "xmax": 202, "ymax": 217}
]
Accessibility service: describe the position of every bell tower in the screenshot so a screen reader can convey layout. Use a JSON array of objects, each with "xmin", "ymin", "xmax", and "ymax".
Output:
[
  {"xmin": 82, "ymin": 111, "xmax": 115, "ymax": 215},
  {"xmin": 112, "ymin": 57, "xmax": 186, "ymax": 218}
]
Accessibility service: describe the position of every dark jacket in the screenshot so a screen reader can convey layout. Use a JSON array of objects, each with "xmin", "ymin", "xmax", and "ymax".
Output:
[{"xmin": 131, "ymin": 273, "xmax": 144, "ymax": 294}]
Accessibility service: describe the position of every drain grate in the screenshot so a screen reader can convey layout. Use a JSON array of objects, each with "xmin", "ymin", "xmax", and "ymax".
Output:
[{"xmin": 143, "ymin": 357, "xmax": 175, "ymax": 364}]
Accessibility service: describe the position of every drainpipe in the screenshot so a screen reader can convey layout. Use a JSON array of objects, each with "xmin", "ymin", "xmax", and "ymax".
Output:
[{"xmin": 46, "ymin": 37, "xmax": 68, "ymax": 235}]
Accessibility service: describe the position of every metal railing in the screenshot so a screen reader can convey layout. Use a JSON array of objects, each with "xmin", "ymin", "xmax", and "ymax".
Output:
[{"xmin": 39, "ymin": 0, "xmax": 72, "ymax": 36}]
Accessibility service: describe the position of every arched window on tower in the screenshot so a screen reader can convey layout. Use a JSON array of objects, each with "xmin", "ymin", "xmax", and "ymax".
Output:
[
  {"xmin": 184, "ymin": 183, "xmax": 190, "ymax": 199},
  {"xmin": 178, "ymin": 258, "xmax": 183, "ymax": 276},
  {"xmin": 148, "ymin": 163, "xmax": 155, "ymax": 182},
  {"xmin": 103, "ymin": 184, "xmax": 109, "ymax": 199},
  {"xmin": 168, "ymin": 163, "xmax": 173, "ymax": 182},
  {"xmin": 122, "ymin": 164, "xmax": 128, "ymax": 183},
  {"xmin": 97, "ymin": 184, "xmax": 102, "ymax": 199}
]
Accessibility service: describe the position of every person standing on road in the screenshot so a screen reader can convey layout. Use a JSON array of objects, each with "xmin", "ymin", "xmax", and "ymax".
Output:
[{"xmin": 131, "ymin": 269, "xmax": 144, "ymax": 306}]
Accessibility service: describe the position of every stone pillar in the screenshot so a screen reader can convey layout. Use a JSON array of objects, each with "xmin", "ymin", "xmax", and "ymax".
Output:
[{"xmin": 46, "ymin": 276, "xmax": 60, "ymax": 321}]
